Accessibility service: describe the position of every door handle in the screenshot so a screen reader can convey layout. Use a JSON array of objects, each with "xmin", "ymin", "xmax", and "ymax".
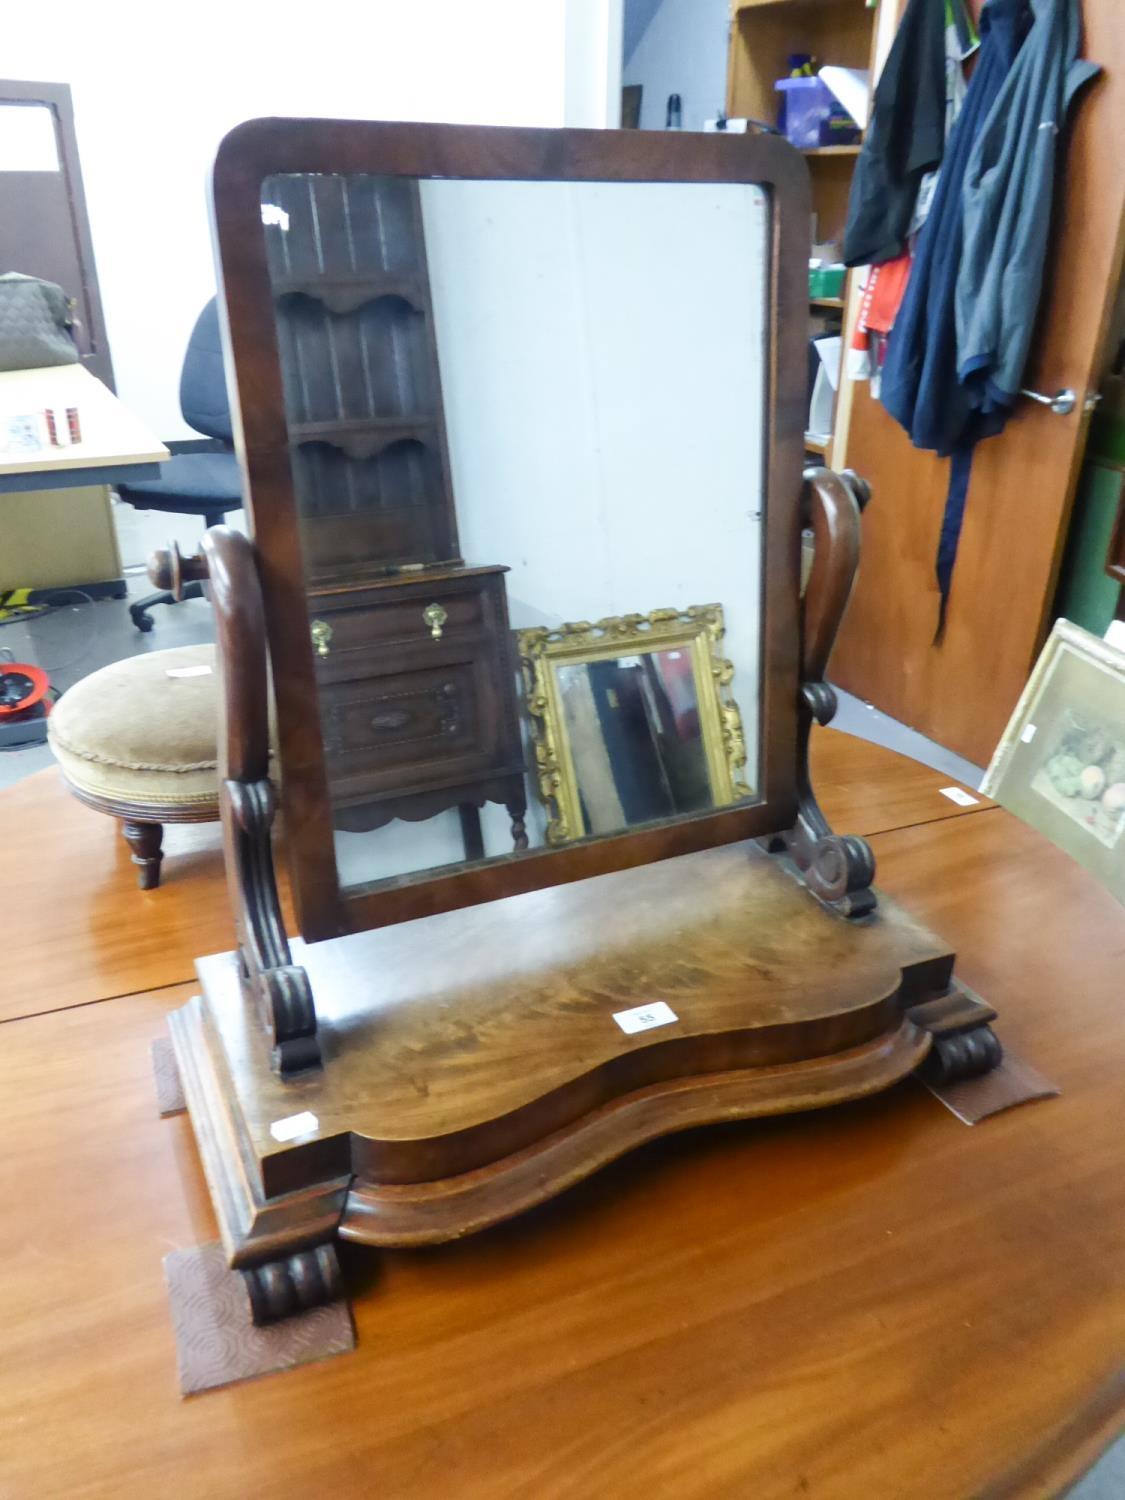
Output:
[{"xmin": 1019, "ymin": 386, "xmax": 1077, "ymax": 416}]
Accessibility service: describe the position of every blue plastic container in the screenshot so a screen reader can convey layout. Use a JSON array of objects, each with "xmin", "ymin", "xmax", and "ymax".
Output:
[{"xmin": 775, "ymin": 76, "xmax": 837, "ymax": 149}]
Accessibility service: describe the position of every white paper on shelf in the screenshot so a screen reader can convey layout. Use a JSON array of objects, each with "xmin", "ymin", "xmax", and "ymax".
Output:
[
  {"xmin": 814, "ymin": 335, "xmax": 842, "ymax": 393},
  {"xmin": 818, "ymin": 67, "xmax": 871, "ymax": 130},
  {"xmin": 808, "ymin": 336, "xmax": 843, "ymax": 442}
]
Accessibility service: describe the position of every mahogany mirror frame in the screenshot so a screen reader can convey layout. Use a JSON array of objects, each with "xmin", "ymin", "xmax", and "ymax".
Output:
[{"xmin": 208, "ymin": 118, "xmax": 810, "ymax": 943}]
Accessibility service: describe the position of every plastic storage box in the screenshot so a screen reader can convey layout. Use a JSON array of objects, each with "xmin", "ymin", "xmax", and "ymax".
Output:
[
  {"xmin": 808, "ymin": 265, "xmax": 846, "ymax": 299},
  {"xmin": 775, "ymin": 77, "xmax": 833, "ymax": 148},
  {"xmin": 775, "ymin": 77, "xmax": 860, "ymax": 149}
]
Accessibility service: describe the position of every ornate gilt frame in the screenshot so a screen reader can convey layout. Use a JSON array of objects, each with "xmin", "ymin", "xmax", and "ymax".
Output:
[{"xmin": 518, "ymin": 605, "xmax": 751, "ymax": 845}]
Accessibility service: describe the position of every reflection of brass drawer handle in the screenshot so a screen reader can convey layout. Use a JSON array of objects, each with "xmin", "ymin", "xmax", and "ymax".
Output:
[
  {"xmin": 310, "ymin": 619, "xmax": 333, "ymax": 658},
  {"xmin": 370, "ymin": 709, "xmax": 410, "ymax": 732},
  {"xmin": 423, "ymin": 603, "xmax": 447, "ymax": 641}
]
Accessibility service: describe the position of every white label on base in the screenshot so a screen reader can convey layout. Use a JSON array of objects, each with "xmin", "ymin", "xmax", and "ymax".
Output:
[
  {"xmin": 940, "ymin": 786, "xmax": 979, "ymax": 806},
  {"xmin": 165, "ymin": 664, "xmax": 212, "ymax": 678},
  {"xmin": 613, "ymin": 1001, "xmax": 679, "ymax": 1035},
  {"xmin": 269, "ymin": 1110, "xmax": 319, "ymax": 1142},
  {"xmin": 1021, "ymin": 723, "xmax": 1038, "ymax": 744}
]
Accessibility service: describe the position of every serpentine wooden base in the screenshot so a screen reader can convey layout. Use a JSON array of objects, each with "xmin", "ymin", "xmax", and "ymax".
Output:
[{"xmin": 168, "ymin": 840, "xmax": 998, "ymax": 1304}]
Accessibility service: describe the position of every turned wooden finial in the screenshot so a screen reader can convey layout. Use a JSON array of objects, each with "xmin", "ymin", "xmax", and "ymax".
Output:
[{"xmin": 148, "ymin": 540, "xmax": 210, "ymax": 599}]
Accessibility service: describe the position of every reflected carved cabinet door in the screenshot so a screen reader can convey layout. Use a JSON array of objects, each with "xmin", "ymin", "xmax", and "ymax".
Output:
[
  {"xmin": 262, "ymin": 171, "xmax": 526, "ymax": 863},
  {"xmin": 309, "ymin": 566, "xmax": 526, "ymax": 851}
]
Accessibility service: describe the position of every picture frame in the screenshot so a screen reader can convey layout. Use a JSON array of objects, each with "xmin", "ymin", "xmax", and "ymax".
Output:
[
  {"xmin": 983, "ymin": 618, "xmax": 1125, "ymax": 903},
  {"xmin": 517, "ymin": 604, "xmax": 750, "ymax": 845}
]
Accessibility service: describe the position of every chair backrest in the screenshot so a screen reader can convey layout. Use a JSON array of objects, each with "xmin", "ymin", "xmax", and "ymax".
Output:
[{"xmin": 179, "ymin": 297, "xmax": 233, "ymax": 443}]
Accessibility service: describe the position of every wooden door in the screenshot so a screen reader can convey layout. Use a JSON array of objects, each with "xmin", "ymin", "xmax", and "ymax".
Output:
[
  {"xmin": 832, "ymin": 2, "xmax": 1125, "ymax": 767},
  {"xmin": 0, "ymin": 80, "xmax": 113, "ymax": 386}
]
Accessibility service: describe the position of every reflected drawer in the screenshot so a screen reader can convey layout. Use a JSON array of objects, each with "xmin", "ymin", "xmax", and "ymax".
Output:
[{"xmin": 308, "ymin": 566, "xmax": 507, "ymax": 679}]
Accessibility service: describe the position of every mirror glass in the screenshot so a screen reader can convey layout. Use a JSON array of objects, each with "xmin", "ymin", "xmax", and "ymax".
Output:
[
  {"xmin": 259, "ymin": 173, "xmax": 769, "ymax": 893},
  {"xmin": 558, "ymin": 652, "xmax": 711, "ymax": 832}
]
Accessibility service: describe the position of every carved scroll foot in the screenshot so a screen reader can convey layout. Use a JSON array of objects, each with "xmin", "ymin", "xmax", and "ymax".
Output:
[
  {"xmin": 242, "ymin": 1243, "xmax": 343, "ymax": 1326},
  {"xmin": 923, "ymin": 1025, "xmax": 1003, "ymax": 1084},
  {"xmin": 908, "ymin": 979, "xmax": 1003, "ymax": 1084}
]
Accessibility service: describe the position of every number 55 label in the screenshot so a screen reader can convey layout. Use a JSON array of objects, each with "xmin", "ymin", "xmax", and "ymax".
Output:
[{"xmin": 613, "ymin": 1001, "xmax": 679, "ymax": 1035}]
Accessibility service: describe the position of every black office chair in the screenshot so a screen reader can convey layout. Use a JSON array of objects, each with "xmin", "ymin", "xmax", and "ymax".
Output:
[{"xmin": 118, "ymin": 298, "xmax": 243, "ymax": 631}]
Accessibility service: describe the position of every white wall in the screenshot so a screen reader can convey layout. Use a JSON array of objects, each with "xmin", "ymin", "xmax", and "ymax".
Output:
[
  {"xmin": 566, "ymin": 0, "xmax": 625, "ymax": 127},
  {"xmin": 332, "ymin": 178, "xmax": 769, "ymax": 886},
  {"xmin": 5, "ymin": 0, "xmax": 572, "ymax": 561},
  {"xmin": 622, "ymin": 0, "xmax": 730, "ymax": 132}
]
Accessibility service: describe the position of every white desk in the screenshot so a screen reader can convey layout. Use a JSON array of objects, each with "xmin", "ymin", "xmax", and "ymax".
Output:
[{"xmin": 0, "ymin": 364, "xmax": 168, "ymax": 494}]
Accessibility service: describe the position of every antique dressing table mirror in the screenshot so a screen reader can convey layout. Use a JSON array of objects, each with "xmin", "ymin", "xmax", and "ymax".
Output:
[{"xmin": 153, "ymin": 118, "xmax": 1003, "ymax": 1325}]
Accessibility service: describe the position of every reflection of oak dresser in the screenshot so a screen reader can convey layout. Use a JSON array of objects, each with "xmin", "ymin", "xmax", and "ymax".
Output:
[{"xmin": 262, "ymin": 171, "xmax": 526, "ymax": 854}]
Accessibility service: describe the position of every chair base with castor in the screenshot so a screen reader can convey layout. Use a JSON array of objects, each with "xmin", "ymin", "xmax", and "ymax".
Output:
[
  {"xmin": 129, "ymin": 573, "xmax": 209, "ymax": 634},
  {"xmin": 116, "ymin": 297, "xmax": 243, "ymax": 632},
  {"xmin": 47, "ymin": 644, "xmax": 219, "ymax": 887},
  {"xmin": 121, "ymin": 473, "xmax": 237, "ymax": 632}
]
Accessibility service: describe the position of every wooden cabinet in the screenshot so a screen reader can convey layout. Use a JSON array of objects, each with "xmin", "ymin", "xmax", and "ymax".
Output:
[{"xmin": 262, "ymin": 170, "xmax": 526, "ymax": 852}]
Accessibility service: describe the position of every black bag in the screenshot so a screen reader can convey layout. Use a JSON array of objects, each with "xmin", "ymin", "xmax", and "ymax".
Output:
[{"xmin": 0, "ymin": 273, "xmax": 79, "ymax": 371}]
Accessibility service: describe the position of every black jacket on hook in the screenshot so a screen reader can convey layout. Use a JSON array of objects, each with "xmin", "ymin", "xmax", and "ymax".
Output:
[{"xmin": 842, "ymin": 0, "xmax": 947, "ymax": 267}]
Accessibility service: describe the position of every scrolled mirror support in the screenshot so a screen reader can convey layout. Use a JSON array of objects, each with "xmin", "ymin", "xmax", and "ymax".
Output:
[
  {"xmin": 771, "ymin": 467, "xmax": 877, "ymax": 919},
  {"xmin": 149, "ymin": 530, "xmax": 320, "ymax": 1073}
]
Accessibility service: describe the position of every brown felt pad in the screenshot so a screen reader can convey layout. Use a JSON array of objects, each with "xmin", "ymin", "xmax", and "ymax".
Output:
[
  {"xmin": 152, "ymin": 1034, "xmax": 186, "ymax": 1117},
  {"xmin": 163, "ymin": 1243, "xmax": 355, "ymax": 1397},
  {"xmin": 924, "ymin": 1050, "xmax": 1060, "ymax": 1126}
]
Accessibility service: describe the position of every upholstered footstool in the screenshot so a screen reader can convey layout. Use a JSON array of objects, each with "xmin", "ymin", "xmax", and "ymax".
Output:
[{"xmin": 47, "ymin": 644, "xmax": 219, "ymax": 889}]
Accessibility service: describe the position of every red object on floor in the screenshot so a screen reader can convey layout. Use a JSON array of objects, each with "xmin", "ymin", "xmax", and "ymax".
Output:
[{"xmin": 0, "ymin": 662, "xmax": 50, "ymax": 716}]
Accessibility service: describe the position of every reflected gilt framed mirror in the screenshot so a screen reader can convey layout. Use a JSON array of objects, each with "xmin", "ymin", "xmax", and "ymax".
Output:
[
  {"xmin": 518, "ymin": 605, "xmax": 750, "ymax": 844},
  {"xmin": 148, "ymin": 118, "xmax": 1004, "ymax": 1326}
]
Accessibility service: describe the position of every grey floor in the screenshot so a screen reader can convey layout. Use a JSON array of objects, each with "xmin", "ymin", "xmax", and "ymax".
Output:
[{"xmin": 2, "ymin": 583, "xmax": 1122, "ymax": 1495}]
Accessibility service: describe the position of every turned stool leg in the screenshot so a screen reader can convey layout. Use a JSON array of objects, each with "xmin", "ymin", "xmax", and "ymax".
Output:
[
  {"xmin": 458, "ymin": 803, "xmax": 485, "ymax": 861},
  {"xmin": 507, "ymin": 795, "xmax": 528, "ymax": 851},
  {"xmin": 122, "ymin": 819, "xmax": 164, "ymax": 889}
]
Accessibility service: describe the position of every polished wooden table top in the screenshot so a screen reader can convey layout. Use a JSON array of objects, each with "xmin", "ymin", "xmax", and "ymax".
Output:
[
  {"xmin": 0, "ymin": 726, "xmax": 989, "ymax": 1022},
  {"xmin": 6, "ymin": 732, "xmax": 1123, "ymax": 1499}
]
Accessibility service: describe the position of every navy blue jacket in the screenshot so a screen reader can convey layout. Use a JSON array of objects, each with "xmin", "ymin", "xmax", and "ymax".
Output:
[{"xmin": 879, "ymin": 0, "xmax": 1030, "ymax": 457}]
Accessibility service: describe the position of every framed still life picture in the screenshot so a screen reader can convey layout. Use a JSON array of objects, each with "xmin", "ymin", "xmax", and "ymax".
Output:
[{"xmin": 983, "ymin": 619, "xmax": 1125, "ymax": 904}]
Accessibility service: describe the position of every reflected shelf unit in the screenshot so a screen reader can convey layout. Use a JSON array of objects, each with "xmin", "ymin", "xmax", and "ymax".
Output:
[{"xmin": 260, "ymin": 170, "xmax": 527, "ymax": 854}]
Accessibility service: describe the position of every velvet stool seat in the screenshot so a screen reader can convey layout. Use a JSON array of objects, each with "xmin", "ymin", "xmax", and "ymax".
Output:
[{"xmin": 47, "ymin": 644, "xmax": 220, "ymax": 888}]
